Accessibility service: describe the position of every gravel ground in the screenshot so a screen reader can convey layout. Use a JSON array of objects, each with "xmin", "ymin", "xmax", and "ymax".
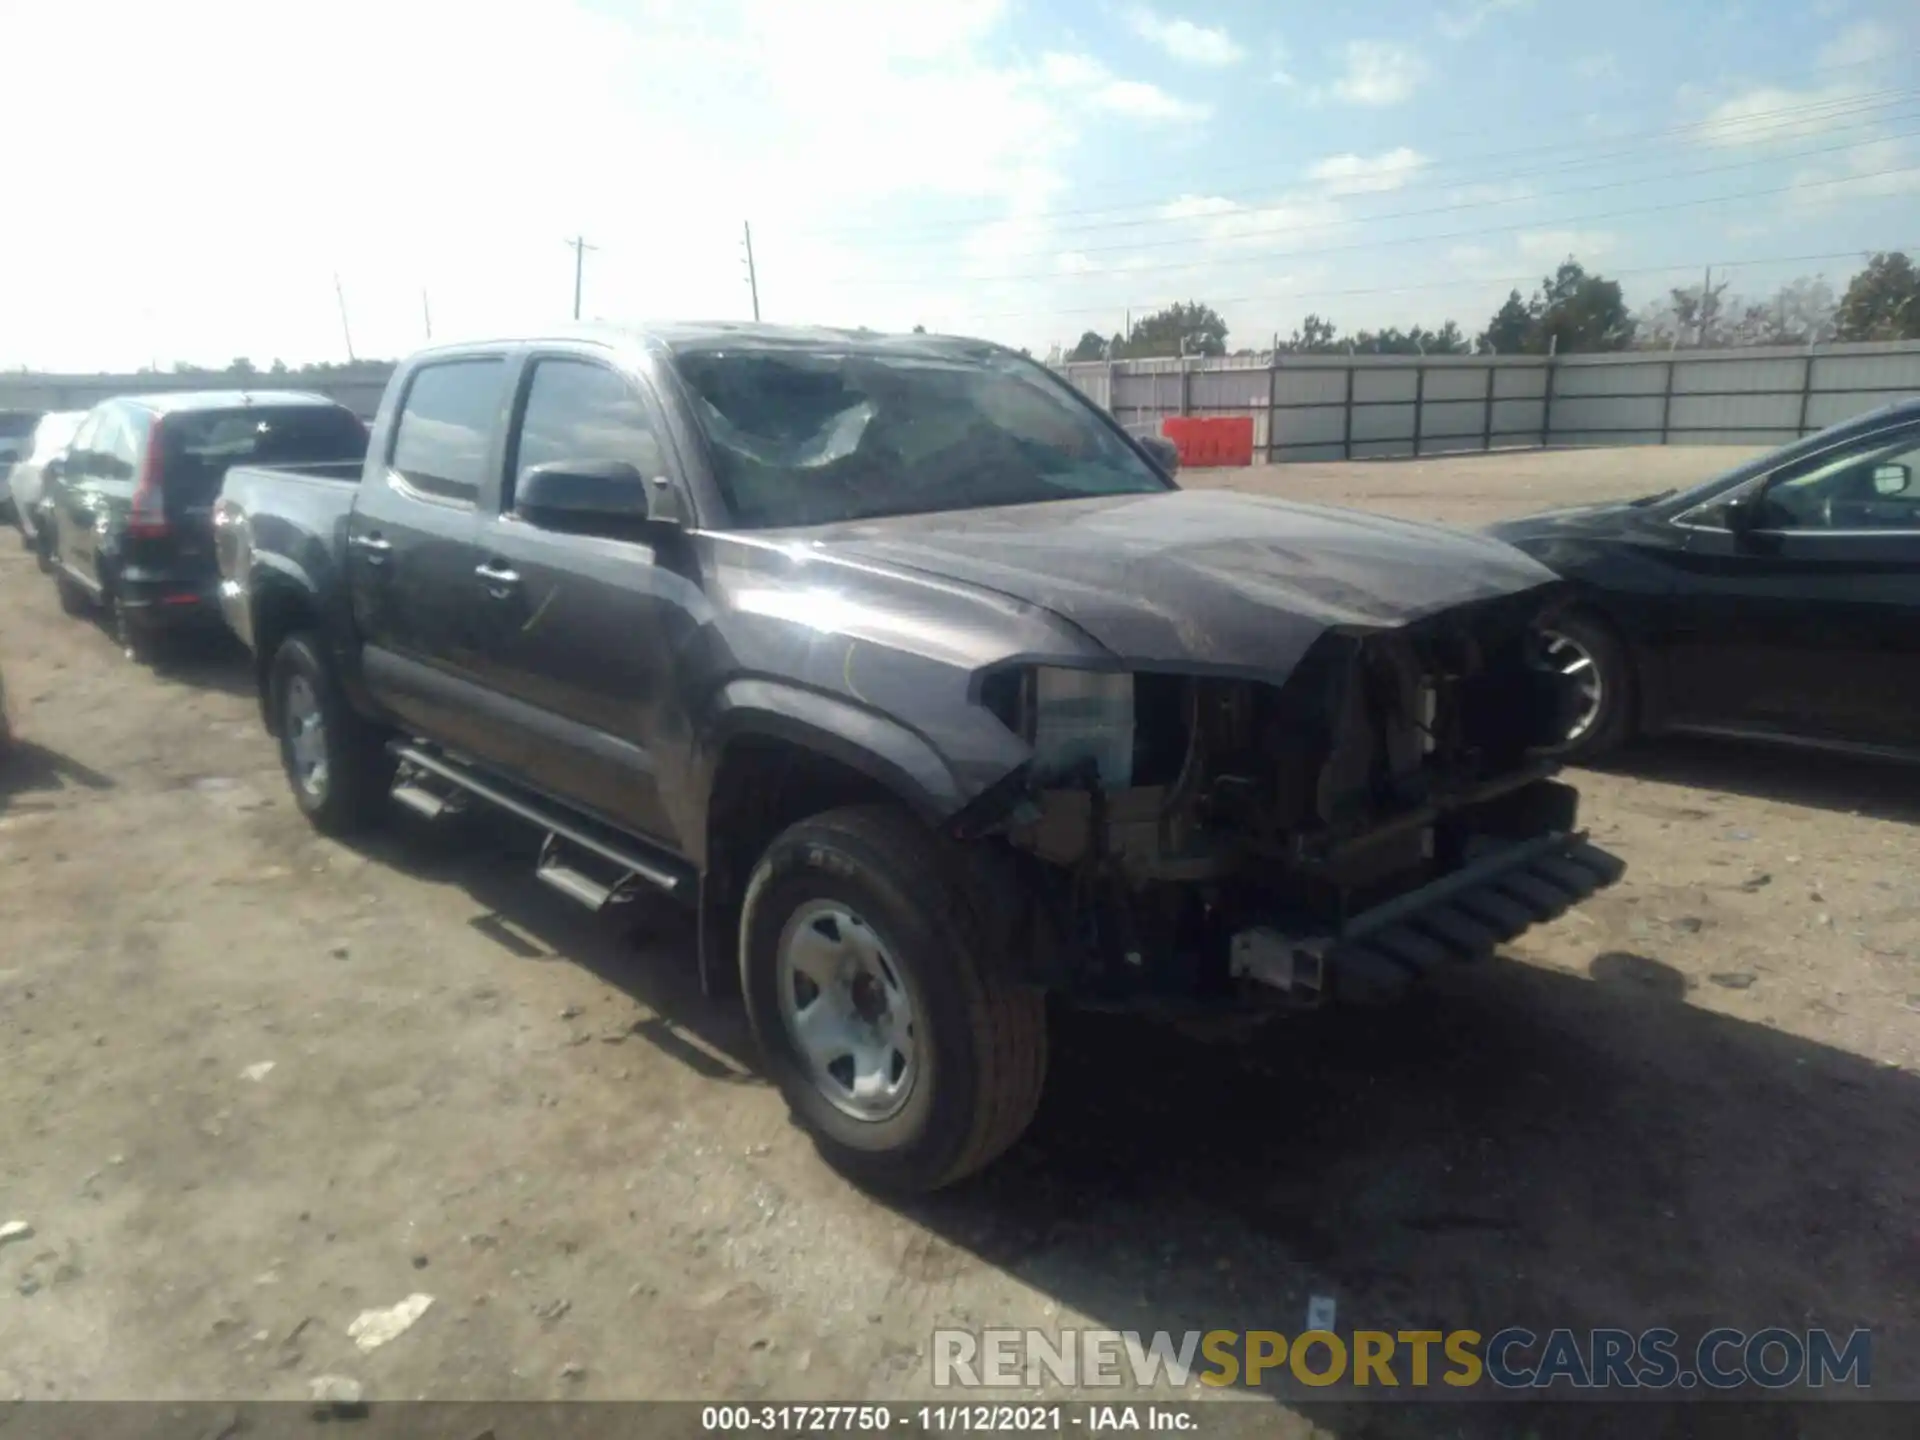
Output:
[{"xmin": 1, "ymin": 445, "xmax": 1916, "ymax": 1433}]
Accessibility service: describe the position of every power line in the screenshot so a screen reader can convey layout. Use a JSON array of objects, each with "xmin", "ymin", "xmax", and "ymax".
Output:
[
  {"xmin": 898, "ymin": 101, "xmax": 1920, "ymax": 252},
  {"xmin": 830, "ymin": 161, "xmax": 1920, "ymax": 291},
  {"xmin": 784, "ymin": 83, "xmax": 1920, "ymax": 245},
  {"xmin": 805, "ymin": 124, "xmax": 1920, "ymax": 282}
]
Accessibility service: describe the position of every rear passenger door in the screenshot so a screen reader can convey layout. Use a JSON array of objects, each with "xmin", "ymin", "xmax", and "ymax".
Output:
[
  {"xmin": 467, "ymin": 352, "xmax": 698, "ymax": 843},
  {"xmin": 62, "ymin": 404, "xmax": 144, "ymax": 586},
  {"xmin": 46, "ymin": 408, "xmax": 103, "ymax": 573},
  {"xmin": 348, "ymin": 355, "xmax": 511, "ymax": 757}
]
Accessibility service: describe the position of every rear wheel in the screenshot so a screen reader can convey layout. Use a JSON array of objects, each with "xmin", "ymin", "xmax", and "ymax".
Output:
[
  {"xmin": 112, "ymin": 592, "xmax": 160, "ymax": 664},
  {"xmin": 269, "ymin": 631, "xmax": 394, "ymax": 835},
  {"xmin": 52, "ymin": 558, "xmax": 90, "ymax": 616},
  {"xmin": 1538, "ymin": 613, "xmax": 1633, "ymax": 763},
  {"xmin": 739, "ymin": 804, "xmax": 1048, "ymax": 1194}
]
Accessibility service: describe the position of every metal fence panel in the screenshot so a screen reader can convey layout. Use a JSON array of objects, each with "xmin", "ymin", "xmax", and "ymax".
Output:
[
  {"xmin": 1673, "ymin": 356, "xmax": 1804, "ymax": 394},
  {"xmin": 1553, "ymin": 361, "xmax": 1667, "ymax": 397},
  {"xmin": 1352, "ymin": 369, "xmax": 1419, "ymax": 403}
]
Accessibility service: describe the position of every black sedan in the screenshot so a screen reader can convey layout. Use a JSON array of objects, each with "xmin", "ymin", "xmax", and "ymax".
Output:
[{"xmin": 1487, "ymin": 398, "xmax": 1920, "ymax": 764}]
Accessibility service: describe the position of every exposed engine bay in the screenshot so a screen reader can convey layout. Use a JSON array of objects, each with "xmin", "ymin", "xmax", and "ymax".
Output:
[{"xmin": 973, "ymin": 591, "xmax": 1605, "ymax": 1011}]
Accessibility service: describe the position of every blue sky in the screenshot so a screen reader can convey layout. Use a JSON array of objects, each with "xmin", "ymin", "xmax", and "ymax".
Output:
[{"xmin": 1, "ymin": 0, "xmax": 1915, "ymax": 368}]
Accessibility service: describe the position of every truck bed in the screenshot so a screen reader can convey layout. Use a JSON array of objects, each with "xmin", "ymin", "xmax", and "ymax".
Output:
[{"xmin": 213, "ymin": 463, "xmax": 364, "ymax": 658}]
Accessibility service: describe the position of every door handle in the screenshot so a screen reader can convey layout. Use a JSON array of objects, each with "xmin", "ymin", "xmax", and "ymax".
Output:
[
  {"xmin": 475, "ymin": 560, "xmax": 520, "ymax": 596},
  {"xmin": 350, "ymin": 533, "xmax": 392, "ymax": 565}
]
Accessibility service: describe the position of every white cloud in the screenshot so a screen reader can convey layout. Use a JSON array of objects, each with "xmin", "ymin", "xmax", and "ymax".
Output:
[
  {"xmin": 1516, "ymin": 230, "xmax": 1616, "ymax": 264},
  {"xmin": 1328, "ymin": 42, "xmax": 1425, "ymax": 106},
  {"xmin": 1437, "ymin": 0, "xmax": 1533, "ymax": 40},
  {"xmin": 1818, "ymin": 18, "xmax": 1894, "ymax": 69},
  {"xmin": 1789, "ymin": 136, "xmax": 1920, "ymax": 209},
  {"xmin": 1154, "ymin": 192, "xmax": 1347, "ymax": 253},
  {"xmin": 1125, "ymin": 7, "xmax": 1246, "ymax": 67},
  {"xmin": 0, "ymin": 0, "xmax": 1241, "ymax": 364},
  {"xmin": 1694, "ymin": 80, "xmax": 1871, "ymax": 148},
  {"xmin": 1040, "ymin": 52, "xmax": 1210, "ymax": 120},
  {"xmin": 1307, "ymin": 148, "xmax": 1428, "ymax": 196}
]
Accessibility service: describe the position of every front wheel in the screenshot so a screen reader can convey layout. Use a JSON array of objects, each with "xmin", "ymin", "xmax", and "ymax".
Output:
[
  {"xmin": 1537, "ymin": 613, "xmax": 1634, "ymax": 763},
  {"xmin": 112, "ymin": 593, "xmax": 160, "ymax": 664},
  {"xmin": 268, "ymin": 631, "xmax": 394, "ymax": 835},
  {"xmin": 739, "ymin": 805, "xmax": 1048, "ymax": 1194}
]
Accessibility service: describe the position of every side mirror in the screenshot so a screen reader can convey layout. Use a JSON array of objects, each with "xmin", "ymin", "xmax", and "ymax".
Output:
[
  {"xmin": 1722, "ymin": 492, "xmax": 1762, "ymax": 536},
  {"xmin": 515, "ymin": 459, "xmax": 658, "ymax": 527},
  {"xmin": 1872, "ymin": 461, "xmax": 1911, "ymax": 496},
  {"xmin": 1140, "ymin": 433, "xmax": 1181, "ymax": 474}
]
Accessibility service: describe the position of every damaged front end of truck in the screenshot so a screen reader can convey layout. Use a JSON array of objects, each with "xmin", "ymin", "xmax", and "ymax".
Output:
[{"xmin": 956, "ymin": 585, "xmax": 1624, "ymax": 1016}]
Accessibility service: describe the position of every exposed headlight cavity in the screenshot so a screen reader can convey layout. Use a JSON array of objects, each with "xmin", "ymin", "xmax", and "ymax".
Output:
[{"xmin": 1029, "ymin": 667, "xmax": 1135, "ymax": 789}]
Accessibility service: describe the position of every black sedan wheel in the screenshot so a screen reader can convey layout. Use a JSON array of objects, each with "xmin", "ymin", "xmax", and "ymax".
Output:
[{"xmin": 1537, "ymin": 613, "xmax": 1633, "ymax": 762}]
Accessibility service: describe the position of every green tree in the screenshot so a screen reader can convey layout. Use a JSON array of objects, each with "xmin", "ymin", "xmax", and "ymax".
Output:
[
  {"xmin": 1481, "ymin": 260, "xmax": 1634, "ymax": 354},
  {"xmin": 1066, "ymin": 330, "xmax": 1109, "ymax": 362},
  {"xmin": 1122, "ymin": 301, "xmax": 1228, "ymax": 358},
  {"xmin": 1835, "ymin": 251, "xmax": 1920, "ymax": 340},
  {"xmin": 912, "ymin": 324, "xmax": 927, "ymax": 333},
  {"xmin": 1532, "ymin": 260, "xmax": 1635, "ymax": 353},
  {"xmin": 1279, "ymin": 313, "xmax": 1341, "ymax": 353},
  {"xmin": 1481, "ymin": 290, "xmax": 1533, "ymax": 354},
  {"xmin": 227, "ymin": 357, "xmax": 258, "ymax": 377}
]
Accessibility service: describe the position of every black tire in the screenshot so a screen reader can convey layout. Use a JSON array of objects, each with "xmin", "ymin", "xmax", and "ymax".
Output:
[
  {"xmin": 268, "ymin": 631, "xmax": 394, "ymax": 836},
  {"xmin": 111, "ymin": 593, "xmax": 161, "ymax": 665},
  {"xmin": 1540, "ymin": 611, "xmax": 1634, "ymax": 764},
  {"xmin": 739, "ymin": 804, "xmax": 1047, "ymax": 1194},
  {"xmin": 52, "ymin": 560, "xmax": 90, "ymax": 616}
]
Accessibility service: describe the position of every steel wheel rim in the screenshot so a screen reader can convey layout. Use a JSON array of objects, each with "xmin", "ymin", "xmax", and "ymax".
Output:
[
  {"xmin": 284, "ymin": 676, "xmax": 329, "ymax": 798},
  {"xmin": 775, "ymin": 900, "xmax": 918, "ymax": 1122},
  {"xmin": 1540, "ymin": 629, "xmax": 1604, "ymax": 743}
]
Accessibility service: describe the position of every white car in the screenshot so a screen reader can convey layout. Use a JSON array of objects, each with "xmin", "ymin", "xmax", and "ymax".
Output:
[{"xmin": 7, "ymin": 409, "xmax": 87, "ymax": 555}]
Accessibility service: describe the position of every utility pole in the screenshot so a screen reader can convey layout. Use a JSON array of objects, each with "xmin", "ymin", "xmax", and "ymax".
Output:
[
  {"xmin": 741, "ymin": 221, "xmax": 761, "ymax": 321},
  {"xmin": 567, "ymin": 235, "xmax": 598, "ymax": 321},
  {"xmin": 1700, "ymin": 265, "xmax": 1713, "ymax": 348},
  {"xmin": 421, "ymin": 289, "xmax": 433, "ymax": 341},
  {"xmin": 333, "ymin": 272, "xmax": 357, "ymax": 362}
]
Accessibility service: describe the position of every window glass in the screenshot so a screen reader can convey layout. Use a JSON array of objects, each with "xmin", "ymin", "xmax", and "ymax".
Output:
[
  {"xmin": 674, "ymin": 346, "xmax": 1168, "ymax": 529},
  {"xmin": 65, "ymin": 411, "xmax": 104, "ymax": 476},
  {"xmin": 158, "ymin": 406, "xmax": 367, "ymax": 504},
  {"xmin": 391, "ymin": 359, "xmax": 507, "ymax": 502},
  {"xmin": 30, "ymin": 412, "xmax": 86, "ymax": 464},
  {"xmin": 96, "ymin": 407, "xmax": 143, "ymax": 482},
  {"xmin": 1760, "ymin": 429, "xmax": 1920, "ymax": 532},
  {"xmin": 511, "ymin": 359, "xmax": 664, "ymax": 510}
]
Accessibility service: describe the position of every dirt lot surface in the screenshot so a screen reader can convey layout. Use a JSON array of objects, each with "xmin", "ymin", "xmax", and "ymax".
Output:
[{"xmin": 2, "ymin": 446, "xmax": 1916, "ymax": 1433}]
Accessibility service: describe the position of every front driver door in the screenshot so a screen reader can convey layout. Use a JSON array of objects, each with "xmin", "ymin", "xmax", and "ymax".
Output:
[
  {"xmin": 467, "ymin": 351, "xmax": 702, "ymax": 846},
  {"xmin": 1664, "ymin": 420, "xmax": 1920, "ymax": 752}
]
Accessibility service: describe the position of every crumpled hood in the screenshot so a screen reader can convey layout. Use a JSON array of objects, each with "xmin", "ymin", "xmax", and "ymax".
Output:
[{"xmin": 808, "ymin": 489, "xmax": 1561, "ymax": 675}]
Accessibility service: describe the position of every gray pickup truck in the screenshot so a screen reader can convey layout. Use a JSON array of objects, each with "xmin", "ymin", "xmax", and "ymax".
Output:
[{"xmin": 213, "ymin": 323, "xmax": 1623, "ymax": 1193}]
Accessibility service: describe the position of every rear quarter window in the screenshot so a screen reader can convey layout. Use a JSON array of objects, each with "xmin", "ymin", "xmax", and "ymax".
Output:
[
  {"xmin": 159, "ymin": 405, "xmax": 367, "ymax": 504},
  {"xmin": 390, "ymin": 359, "xmax": 509, "ymax": 503}
]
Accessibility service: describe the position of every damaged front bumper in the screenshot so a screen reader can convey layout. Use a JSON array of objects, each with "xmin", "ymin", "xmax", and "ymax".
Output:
[{"xmin": 1229, "ymin": 830, "xmax": 1626, "ymax": 1008}]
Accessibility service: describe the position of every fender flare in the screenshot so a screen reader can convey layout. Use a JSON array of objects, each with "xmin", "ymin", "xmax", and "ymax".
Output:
[{"xmin": 695, "ymin": 678, "xmax": 972, "ymax": 858}]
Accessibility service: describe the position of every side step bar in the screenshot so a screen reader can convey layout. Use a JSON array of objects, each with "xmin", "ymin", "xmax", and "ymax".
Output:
[
  {"xmin": 388, "ymin": 743, "xmax": 695, "ymax": 906},
  {"xmin": 1326, "ymin": 831, "xmax": 1626, "ymax": 1005}
]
